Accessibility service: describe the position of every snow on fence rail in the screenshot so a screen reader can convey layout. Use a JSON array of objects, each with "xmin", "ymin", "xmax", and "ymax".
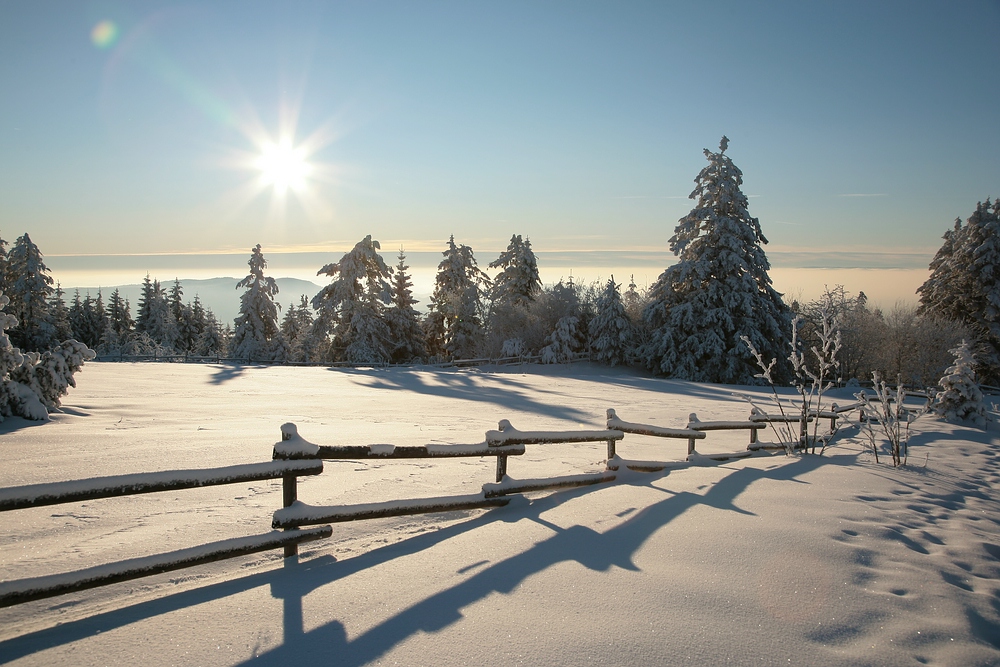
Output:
[
  {"xmin": 0, "ymin": 460, "xmax": 323, "ymax": 511},
  {"xmin": 270, "ymin": 421, "xmax": 621, "ymax": 527},
  {"xmin": 0, "ymin": 460, "xmax": 330, "ymax": 608}
]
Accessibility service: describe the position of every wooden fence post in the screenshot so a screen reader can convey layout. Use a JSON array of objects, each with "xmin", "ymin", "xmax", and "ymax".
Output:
[
  {"xmin": 495, "ymin": 455, "xmax": 507, "ymax": 483},
  {"xmin": 604, "ymin": 409, "xmax": 617, "ymax": 461},
  {"xmin": 281, "ymin": 427, "xmax": 299, "ymax": 558}
]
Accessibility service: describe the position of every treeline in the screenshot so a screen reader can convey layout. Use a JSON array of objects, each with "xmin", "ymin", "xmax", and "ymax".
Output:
[
  {"xmin": 0, "ymin": 232, "xmax": 229, "ymax": 358},
  {"xmin": 2, "ymin": 139, "xmax": 996, "ymax": 390}
]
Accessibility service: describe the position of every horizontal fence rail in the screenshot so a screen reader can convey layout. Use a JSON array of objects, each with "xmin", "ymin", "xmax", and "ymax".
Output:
[
  {"xmin": 0, "ymin": 460, "xmax": 324, "ymax": 512},
  {"xmin": 0, "ymin": 527, "xmax": 332, "ymax": 608},
  {"xmin": 0, "ymin": 459, "xmax": 331, "ymax": 607},
  {"xmin": 273, "ymin": 494, "xmax": 512, "ymax": 529}
]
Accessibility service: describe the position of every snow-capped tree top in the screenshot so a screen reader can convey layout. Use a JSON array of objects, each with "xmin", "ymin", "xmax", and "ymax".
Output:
[
  {"xmin": 392, "ymin": 248, "xmax": 419, "ymax": 311},
  {"xmin": 313, "ymin": 235, "xmax": 392, "ymax": 312},
  {"xmin": 489, "ymin": 234, "xmax": 541, "ymax": 308},
  {"xmin": 238, "ymin": 244, "xmax": 279, "ymax": 297},
  {"xmin": 671, "ymin": 137, "xmax": 770, "ymax": 283},
  {"xmin": 434, "ymin": 235, "xmax": 490, "ymax": 296}
]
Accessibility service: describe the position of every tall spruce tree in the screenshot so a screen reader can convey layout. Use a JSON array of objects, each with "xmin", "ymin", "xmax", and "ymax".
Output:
[
  {"xmin": 5, "ymin": 233, "xmax": 56, "ymax": 351},
  {"xmin": 231, "ymin": 244, "xmax": 286, "ymax": 362},
  {"xmin": 426, "ymin": 236, "xmax": 490, "ymax": 359},
  {"xmin": 640, "ymin": 137, "xmax": 790, "ymax": 383},
  {"xmin": 918, "ymin": 199, "xmax": 1000, "ymax": 381},
  {"xmin": 102, "ymin": 288, "xmax": 134, "ymax": 351},
  {"xmin": 311, "ymin": 235, "xmax": 393, "ymax": 364},
  {"xmin": 386, "ymin": 249, "xmax": 426, "ymax": 362},
  {"xmin": 49, "ymin": 283, "xmax": 73, "ymax": 342},
  {"xmin": 589, "ymin": 276, "xmax": 632, "ymax": 366},
  {"xmin": 197, "ymin": 309, "xmax": 226, "ymax": 357},
  {"xmin": 489, "ymin": 234, "xmax": 541, "ymax": 309}
]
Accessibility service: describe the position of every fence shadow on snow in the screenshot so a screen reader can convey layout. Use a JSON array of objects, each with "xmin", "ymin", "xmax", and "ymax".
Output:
[{"xmin": 0, "ymin": 454, "xmax": 845, "ymax": 665}]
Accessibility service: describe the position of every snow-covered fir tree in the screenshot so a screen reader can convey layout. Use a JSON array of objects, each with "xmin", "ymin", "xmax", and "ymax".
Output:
[
  {"xmin": 918, "ymin": 199, "xmax": 1000, "ymax": 381},
  {"xmin": 485, "ymin": 235, "xmax": 542, "ymax": 358},
  {"xmin": 231, "ymin": 245, "xmax": 287, "ymax": 363},
  {"xmin": 312, "ymin": 235, "xmax": 393, "ymax": 364},
  {"xmin": 540, "ymin": 315, "xmax": 582, "ymax": 364},
  {"xmin": 175, "ymin": 302, "xmax": 201, "ymax": 355},
  {"xmin": 588, "ymin": 276, "xmax": 632, "ymax": 366},
  {"xmin": 49, "ymin": 283, "xmax": 73, "ymax": 343},
  {"xmin": 0, "ymin": 289, "xmax": 95, "ymax": 421},
  {"xmin": 425, "ymin": 236, "xmax": 490, "ymax": 359},
  {"xmin": 5, "ymin": 233, "xmax": 56, "ymax": 352},
  {"xmin": 933, "ymin": 340, "xmax": 987, "ymax": 427},
  {"xmin": 69, "ymin": 291, "xmax": 106, "ymax": 350},
  {"xmin": 386, "ymin": 249, "xmax": 426, "ymax": 362},
  {"xmin": 134, "ymin": 276, "xmax": 176, "ymax": 350},
  {"xmin": 197, "ymin": 309, "xmax": 226, "ymax": 357},
  {"xmin": 280, "ymin": 295, "xmax": 316, "ymax": 362},
  {"xmin": 489, "ymin": 234, "xmax": 541, "ymax": 309},
  {"xmin": 623, "ymin": 275, "xmax": 643, "ymax": 322},
  {"xmin": 639, "ymin": 137, "xmax": 790, "ymax": 383},
  {"xmin": 917, "ymin": 218, "xmax": 964, "ymax": 321},
  {"xmin": 168, "ymin": 279, "xmax": 184, "ymax": 324},
  {"xmin": 280, "ymin": 297, "xmax": 305, "ymax": 358},
  {"xmin": 101, "ymin": 288, "xmax": 134, "ymax": 352},
  {"xmin": 135, "ymin": 275, "xmax": 156, "ymax": 334}
]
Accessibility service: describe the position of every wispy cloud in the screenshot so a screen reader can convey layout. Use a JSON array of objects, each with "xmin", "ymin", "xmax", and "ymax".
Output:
[
  {"xmin": 838, "ymin": 193, "xmax": 888, "ymax": 198},
  {"xmin": 612, "ymin": 195, "xmax": 689, "ymax": 200}
]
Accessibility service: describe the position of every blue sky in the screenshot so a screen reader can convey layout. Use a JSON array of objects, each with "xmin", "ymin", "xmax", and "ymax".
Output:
[{"xmin": 1, "ymin": 1, "xmax": 998, "ymax": 304}]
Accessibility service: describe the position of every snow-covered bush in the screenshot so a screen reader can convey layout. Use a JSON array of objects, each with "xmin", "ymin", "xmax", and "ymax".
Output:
[
  {"xmin": 0, "ymin": 290, "xmax": 95, "ymax": 421},
  {"xmin": 741, "ymin": 308, "xmax": 841, "ymax": 455},
  {"xmin": 501, "ymin": 337, "xmax": 527, "ymax": 358},
  {"xmin": 856, "ymin": 373, "xmax": 919, "ymax": 467},
  {"xmin": 933, "ymin": 340, "xmax": 987, "ymax": 427},
  {"xmin": 540, "ymin": 316, "xmax": 581, "ymax": 364}
]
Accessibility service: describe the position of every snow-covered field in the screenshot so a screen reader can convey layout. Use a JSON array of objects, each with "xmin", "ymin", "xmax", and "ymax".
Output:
[{"xmin": 0, "ymin": 362, "xmax": 998, "ymax": 666}]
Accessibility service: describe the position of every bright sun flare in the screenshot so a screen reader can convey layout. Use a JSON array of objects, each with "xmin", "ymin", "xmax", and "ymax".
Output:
[{"xmin": 254, "ymin": 138, "xmax": 311, "ymax": 195}]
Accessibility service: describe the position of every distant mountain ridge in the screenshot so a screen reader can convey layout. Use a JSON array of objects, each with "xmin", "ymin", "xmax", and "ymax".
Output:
[{"xmin": 61, "ymin": 277, "xmax": 324, "ymax": 327}]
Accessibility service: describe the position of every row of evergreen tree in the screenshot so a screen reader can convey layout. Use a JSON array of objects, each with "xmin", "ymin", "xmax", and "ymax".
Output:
[
  {"xmin": 2, "ymin": 137, "xmax": 996, "ymax": 387},
  {"xmin": 0, "ymin": 233, "xmax": 230, "ymax": 359}
]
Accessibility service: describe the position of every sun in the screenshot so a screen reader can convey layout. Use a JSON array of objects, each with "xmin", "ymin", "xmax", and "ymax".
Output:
[{"xmin": 254, "ymin": 138, "xmax": 311, "ymax": 195}]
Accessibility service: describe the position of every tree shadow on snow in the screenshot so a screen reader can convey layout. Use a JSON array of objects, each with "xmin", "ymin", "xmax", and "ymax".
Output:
[
  {"xmin": 207, "ymin": 364, "xmax": 248, "ymax": 385},
  {"xmin": 0, "ymin": 415, "xmax": 50, "ymax": 436},
  {"xmin": 0, "ymin": 455, "xmax": 830, "ymax": 665},
  {"xmin": 330, "ymin": 366, "xmax": 594, "ymax": 422},
  {"xmin": 240, "ymin": 457, "xmax": 830, "ymax": 666}
]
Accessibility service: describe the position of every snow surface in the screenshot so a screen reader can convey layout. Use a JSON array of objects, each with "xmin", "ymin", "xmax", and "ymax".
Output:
[{"xmin": 0, "ymin": 362, "xmax": 998, "ymax": 666}]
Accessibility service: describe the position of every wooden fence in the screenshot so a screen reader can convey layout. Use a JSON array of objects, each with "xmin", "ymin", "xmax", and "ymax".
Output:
[
  {"xmin": 0, "ymin": 403, "xmax": 848, "ymax": 608},
  {"xmin": 0, "ymin": 461, "xmax": 331, "ymax": 608},
  {"xmin": 92, "ymin": 351, "xmax": 595, "ymax": 369}
]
